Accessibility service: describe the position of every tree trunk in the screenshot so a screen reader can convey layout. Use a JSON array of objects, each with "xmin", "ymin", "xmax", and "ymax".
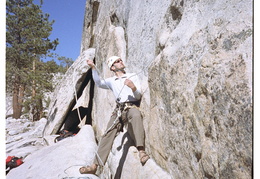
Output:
[
  {"xmin": 12, "ymin": 82, "xmax": 20, "ymax": 119},
  {"xmin": 12, "ymin": 75, "xmax": 23, "ymax": 119},
  {"xmin": 32, "ymin": 59, "xmax": 36, "ymax": 98},
  {"xmin": 32, "ymin": 59, "xmax": 36, "ymax": 121},
  {"xmin": 34, "ymin": 98, "xmax": 43, "ymax": 121},
  {"xmin": 19, "ymin": 84, "xmax": 25, "ymax": 108}
]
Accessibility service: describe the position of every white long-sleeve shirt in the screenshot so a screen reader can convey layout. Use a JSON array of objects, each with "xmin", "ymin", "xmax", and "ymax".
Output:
[{"xmin": 92, "ymin": 69, "xmax": 142, "ymax": 103}]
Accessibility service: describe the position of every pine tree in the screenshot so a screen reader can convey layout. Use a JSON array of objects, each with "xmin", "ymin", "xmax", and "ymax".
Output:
[
  {"xmin": 6, "ymin": 0, "xmax": 59, "ymax": 120},
  {"xmin": 58, "ymin": 56, "xmax": 74, "ymax": 72}
]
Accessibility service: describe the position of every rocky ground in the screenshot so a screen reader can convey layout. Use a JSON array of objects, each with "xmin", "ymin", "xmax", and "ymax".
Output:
[
  {"xmin": 6, "ymin": 117, "xmax": 47, "ymax": 159},
  {"xmin": 5, "ymin": 117, "xmax": 99, "ymax": 179}
]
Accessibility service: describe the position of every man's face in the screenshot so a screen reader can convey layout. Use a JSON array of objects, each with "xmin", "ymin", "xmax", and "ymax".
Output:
[{"xmin": 112, "ymin": 59, "xmax": 125, "ymax": 70}]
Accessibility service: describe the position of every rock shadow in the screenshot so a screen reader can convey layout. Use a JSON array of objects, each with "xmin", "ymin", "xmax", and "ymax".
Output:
[{"xmin": 114, "ymin": 132, "xmax": 135, "ymax": 179}]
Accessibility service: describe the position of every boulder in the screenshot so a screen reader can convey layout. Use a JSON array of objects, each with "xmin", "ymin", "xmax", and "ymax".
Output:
[
  {"xmin": 7, "ymin": 125, "xmax": 98, "ymax": 179},
  {"xmin": 43, "ymin": 48, "xmax": 95, "ymax": 135}
]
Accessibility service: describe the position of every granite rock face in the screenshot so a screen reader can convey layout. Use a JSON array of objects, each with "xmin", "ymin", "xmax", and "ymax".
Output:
[{"xmin": 81, "ymin": 0, "xmax": 252, "ymax": 178}]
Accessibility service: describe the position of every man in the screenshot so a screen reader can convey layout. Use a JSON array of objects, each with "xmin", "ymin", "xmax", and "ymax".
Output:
[{"xmin": 79, "ymin": 56, "xmax": 149, "ymax": 174}]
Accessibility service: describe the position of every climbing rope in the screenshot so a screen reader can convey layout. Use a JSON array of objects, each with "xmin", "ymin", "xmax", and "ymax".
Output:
[{"xmin": 73, "ymin": 67, "xmax": 84, "ymax": 128}]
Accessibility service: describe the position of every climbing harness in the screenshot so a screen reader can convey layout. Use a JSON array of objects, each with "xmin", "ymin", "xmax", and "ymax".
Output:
[{"xmin": 103, "ymin": 101, "xmax": 139, "ymax": 137}]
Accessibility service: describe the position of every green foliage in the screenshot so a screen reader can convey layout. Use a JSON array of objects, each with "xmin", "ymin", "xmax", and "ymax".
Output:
[
  {"xmin": 58, "ymin": 56, "xmax": 74, "ymax": 73},
  {"xmin": 6, "ymin": 0, "xmax": 73, "ymax": 120},
  {"xmin": 6, "ymin": 0, "xmax": 59, "ymax": 91}
]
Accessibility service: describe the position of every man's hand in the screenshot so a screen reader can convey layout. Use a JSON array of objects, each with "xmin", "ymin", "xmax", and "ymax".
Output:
[
  {"xmin": 124, "ymin": 79, "xmax": 137, "ymax": 92},
  {"xmin": 86, "ymin": 59, "xmax": 95, "ymax": 69}
]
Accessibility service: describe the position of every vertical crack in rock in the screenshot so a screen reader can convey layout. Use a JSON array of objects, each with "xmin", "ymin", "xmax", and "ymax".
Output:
[
  {"xmin": 92, "ymin": 1, "xmax": 100, "ymax": 24},
  {"xmin": 86, "ymin": 69, "xmax": 95, "ymax": 125},
  {"xmin": 89, "ymin": 1, "xmax": 100, "ymax": 47},
  {"xmin": 57, "ymin": 69, "xmax": 95, "ymax": 133}
]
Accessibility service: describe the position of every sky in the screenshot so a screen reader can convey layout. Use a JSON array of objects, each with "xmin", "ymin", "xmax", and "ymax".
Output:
[{"xmin": 36, "ymin": 0, "xmax": 86, "ymax": 63}]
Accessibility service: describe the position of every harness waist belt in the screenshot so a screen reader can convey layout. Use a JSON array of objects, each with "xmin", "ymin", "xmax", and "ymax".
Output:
[{"xmin": 117, "ymin": 101, "xmax": 140, "ymax": 108}]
